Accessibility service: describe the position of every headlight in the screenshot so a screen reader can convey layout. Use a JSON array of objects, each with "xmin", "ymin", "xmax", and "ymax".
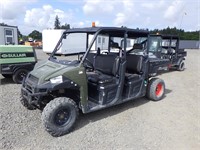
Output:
[{"xmin": 50, "ymin": 76, "xmax": 63, "ymax": 84}]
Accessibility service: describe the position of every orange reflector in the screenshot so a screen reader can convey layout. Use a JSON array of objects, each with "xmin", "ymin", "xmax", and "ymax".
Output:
[{"xmin": 92, "ymin": 22, "xmax": 95, "ymax": 27}]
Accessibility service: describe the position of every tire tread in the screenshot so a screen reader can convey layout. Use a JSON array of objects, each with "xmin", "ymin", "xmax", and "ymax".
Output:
[
  {"xmin": 42, "ymin": 97, "xmax": 79, "ymax": 137},
  {"xmin": 147, "ymin": 78, "xmax": 165, "ymax": 101}
]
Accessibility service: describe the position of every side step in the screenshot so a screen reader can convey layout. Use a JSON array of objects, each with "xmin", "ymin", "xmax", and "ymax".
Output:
[{"xmin": 87, "ymin": 100, "xmax": 105, "ymax": 112}]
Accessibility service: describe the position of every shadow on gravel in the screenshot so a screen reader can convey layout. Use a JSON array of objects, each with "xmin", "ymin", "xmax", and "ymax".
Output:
[
  {"xmin": 165, "ymin": 89, "xmax": 172, "ymax": 94},
  {"xmin": 76, "ymin": 88, "xmax": 172, "ymax": 131},
  {"xmin": 0, "ymin": 78, "xmax": 15, "ymax": 85},
  {"xmin": 76, "ymin": 97, "xmax": 149, "ymax": 131}
]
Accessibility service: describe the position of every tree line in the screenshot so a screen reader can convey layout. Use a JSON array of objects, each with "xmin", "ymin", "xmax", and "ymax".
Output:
[
  {"xmin": 1, "ymin": 17, "xmax": 199, "ymax": 41},
  {"xmin": 150, "ymin": 27, "xmax": 199, "ymax": 40}
]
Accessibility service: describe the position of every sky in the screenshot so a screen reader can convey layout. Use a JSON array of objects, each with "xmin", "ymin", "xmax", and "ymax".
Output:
[{"xmin": 0, "ymin": 0, "xmax": 199, "ymax": 35}]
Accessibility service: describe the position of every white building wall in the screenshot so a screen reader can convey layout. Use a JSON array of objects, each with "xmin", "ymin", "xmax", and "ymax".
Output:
[
  {"xmin": 0, "ymin": 26, "xmax": 18, "ymax": 45},
  {"xmin": 0, "ymin": 26, "xmax": 5, "ymax": 45}
]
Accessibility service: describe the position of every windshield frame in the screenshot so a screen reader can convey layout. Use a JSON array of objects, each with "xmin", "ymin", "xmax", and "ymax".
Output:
[
  {"xmin": 50, "ymin": 32, "xmax": 68, "ymax": 58},
  {"xmin": 48, "ymin": 30, "xmax": 101, "ymax": 66},
  {"xmin": 48, "ymin": 27, "xmax": 149, "ymax": 66}
]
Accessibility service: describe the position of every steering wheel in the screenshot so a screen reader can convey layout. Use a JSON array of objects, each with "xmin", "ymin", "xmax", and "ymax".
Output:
[{"xmin": 83, "ymin": 58, "xmax": 94, "ymax": 70}]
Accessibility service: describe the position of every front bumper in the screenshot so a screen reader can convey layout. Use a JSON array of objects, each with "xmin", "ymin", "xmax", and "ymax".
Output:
[
  {"xmin": 21, "ymin": 74, "xmax": 77, "ymax": 106},
  {"xmin": 21, "ymin": 86, "xmax": 48, "ymax": 106},
  {"xmin": 21, "ymin": 75, "xmax": 52, "ymax": 106}
]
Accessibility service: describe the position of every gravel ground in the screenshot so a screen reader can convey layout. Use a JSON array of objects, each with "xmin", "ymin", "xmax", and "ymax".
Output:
[{"xmin": 0, "ymin": 49, "xmax": 200, "ymax": 150}]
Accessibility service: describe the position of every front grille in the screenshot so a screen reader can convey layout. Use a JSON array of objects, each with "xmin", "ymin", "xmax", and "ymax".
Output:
[
  {"xmin": 28, "ymin": 74, "xmax": 39, "ymax": 84},
  {"xmin": 23, "ymin": 74, "xmax": 38, "ymax": 94},
  {"xmin": 26, "ymin": 84, "xmax": 33, "ymax": 93}
]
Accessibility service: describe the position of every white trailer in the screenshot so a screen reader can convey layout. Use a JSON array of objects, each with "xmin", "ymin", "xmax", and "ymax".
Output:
[
  {"xmin": 43, "ymin": 29, "xmax": 88, "ymax": 55},
  {"xmin": 0, "ymin": 25, "xmax": 18, "ymax": 45},
  {"xmin": 42, "ymin": 29, "xmax": 136, "ymax": 55}
]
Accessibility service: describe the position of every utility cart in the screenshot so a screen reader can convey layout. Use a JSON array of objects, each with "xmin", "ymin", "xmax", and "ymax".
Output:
[
  {"xmin": 148, "ymin": 34, "xmax": 187, "ymax": 73},
  {"xmin": 21, "ymin": 27, "xmax": 166, "ymax": 136}
]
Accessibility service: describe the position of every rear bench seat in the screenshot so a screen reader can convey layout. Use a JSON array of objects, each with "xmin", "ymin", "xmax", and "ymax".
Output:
[
  {"xmin": 125, "ymin": 54, "xmax": 143, "ymax": 81},
  {"xmin": 86, "ymin": 53, "xmax": 143, "ymax": 83},
  {"xmin": 123, "ymin": 54, "xmax": 144, "ymax": 98}
]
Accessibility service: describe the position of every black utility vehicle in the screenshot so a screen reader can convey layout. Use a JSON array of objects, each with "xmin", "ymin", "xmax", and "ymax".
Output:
[
  {"xmin": 21, "ymin": 27, "xmax": 166, "ymax": 136},
  {"xmin": 148, "ymin": 34, "xmax": 187, "ymax": 73}
]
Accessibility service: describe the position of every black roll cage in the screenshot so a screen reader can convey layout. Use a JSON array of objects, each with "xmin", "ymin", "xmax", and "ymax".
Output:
[{"xmin": 49, "ymin": 27, "xmax": 149, "ymax": 65}]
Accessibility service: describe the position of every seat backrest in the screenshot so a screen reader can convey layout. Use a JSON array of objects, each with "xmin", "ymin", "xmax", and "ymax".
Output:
[
  {"xmin": 95, "ymin": 55, "xmax": 119, "ymax": 76},
  {"xmin": 126, "ymin": 54, "xmax": 143, "ymax": 74},
  {"xmin": 86, "ymin": 48, "xmax": 101, "ymax": 64},
  {"xmin": 86, "ymin": 53, "xmax": 96, "ymax": 62}
]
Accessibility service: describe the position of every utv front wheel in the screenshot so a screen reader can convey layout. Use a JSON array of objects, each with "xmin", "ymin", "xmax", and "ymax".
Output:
[
  {"xmin": 13, "ymin": 69, "xmax": 29, "ymax": 84},
  {"xmin": 42, "ymin": 97, "xmax": 79, "ymax": 137},
  {"xmin": 147, "ymin": 78, "xmax": 165, "ymax": 101}
]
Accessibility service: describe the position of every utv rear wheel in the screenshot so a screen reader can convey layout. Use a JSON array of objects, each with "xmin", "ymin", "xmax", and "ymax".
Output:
[
  {"xmin": 2, "ymin": 74, "xmax": 12, "ymax": 78},
  {"xmin": 42, "ymin": 97, "xmax": 79, "ymax": 137},
  {"xmin": 177, "ymin": 61, "xmax": 185, "ymax": 71},
  {"xmin": 147, "ymin": 78, "xmax": 165, "ymax": 101},
  {"xmin": 20, "ymin": 95, "xmax": 36, "ymax": 110},
  {"xmin": 12, "ymin": 69, "xmax": 29, "ymax": 84}
]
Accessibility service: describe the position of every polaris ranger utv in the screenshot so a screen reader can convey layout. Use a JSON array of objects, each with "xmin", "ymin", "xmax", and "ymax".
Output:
[
  {"xmin": 21, "ymin": 27, "xmax": 166, "ymax": 137},
  {"xmin": 0, "ymin": 45, "xmax": 37, "ymax": 83}
]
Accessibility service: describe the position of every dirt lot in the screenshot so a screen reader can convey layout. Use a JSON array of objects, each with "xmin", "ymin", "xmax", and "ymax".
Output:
[{"xmin": 0, "ymin": 49, "xmax": 200, "ymax": 150}]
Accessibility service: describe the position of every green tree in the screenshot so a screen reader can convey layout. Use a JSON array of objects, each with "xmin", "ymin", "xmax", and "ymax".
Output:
[
  {"xmin": 22, "ymin": 35, "xmax": 28, "ymax": 41},
  {"xmin": 150, "ymin": 27, "xmax": 199, "ymax": 40},
  {"xmin": 60, "ymin": 23, "xmax": 70, "ymax": 30},
  {"xmin": 54, "ymin": 15, "xmax": 61, "ymax": 29},
  {"xmin": 28, "ymin": 30, "xmax": 42, "ymax": 40},
  {"xmin": 0, "ymin": 22, "xmax": 8, "ymax": 26},
  {"xmin": 18, "ymin": 29, "xmax": 22, "ymax": 39}
]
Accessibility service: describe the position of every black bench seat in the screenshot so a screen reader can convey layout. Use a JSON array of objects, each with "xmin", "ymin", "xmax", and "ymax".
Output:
[{"xmin": 86, "ymin": 54, "xmax": 119, "ymax": 85}]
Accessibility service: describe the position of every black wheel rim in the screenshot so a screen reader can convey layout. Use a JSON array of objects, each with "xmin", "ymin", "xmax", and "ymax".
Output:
[
  {"xmin": 54, "ymin": 108, "xmax": 71, "ymax": 126},
  {"xmin": 17, "ymin": 71, "xmax": 27, "ymax": 81}
]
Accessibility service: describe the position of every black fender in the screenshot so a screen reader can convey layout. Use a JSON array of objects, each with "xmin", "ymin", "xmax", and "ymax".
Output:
[
  {"xmin": 12, "ymin": 63, "xmax": 36, "ymax": 73},
  {"xmin": 1, "ymin": 62, "xmax": 35, "ymax": 74},
  {"xmin": 176, "ymin": 57, "xmax": 185, "ymax": 66},
  {"xmin": 49, "ymin": 77, "xmax": 80, "ymax": 103}
]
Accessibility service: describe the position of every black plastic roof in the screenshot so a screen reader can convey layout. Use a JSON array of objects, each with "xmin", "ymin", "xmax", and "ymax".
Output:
[{"xmin": 65, "ymin": 27, "xmax": 149, "ymax": 37}]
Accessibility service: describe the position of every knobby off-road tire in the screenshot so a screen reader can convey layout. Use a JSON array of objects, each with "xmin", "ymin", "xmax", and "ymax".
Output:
[
  {"xmin": 12, "ymin": 69, "xmax": 29, "ymax": 84},
  {"xmin": 20, "ymin": 94, "xmax": 36, "ymax": 110},
  {"xmin": 2, "ymin": 74, "xmax": 12, "ymax": 78},
  {"xmin": 147, "ymin": 78, "xmax": 165, "ymax": 101},
  {"xmin": 177, "ymin": 61, "xmax": 185, "ymax": 71},
  {"xmin": 42, "ymin": 97, "xmax": 79, "ymax": 137}
]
